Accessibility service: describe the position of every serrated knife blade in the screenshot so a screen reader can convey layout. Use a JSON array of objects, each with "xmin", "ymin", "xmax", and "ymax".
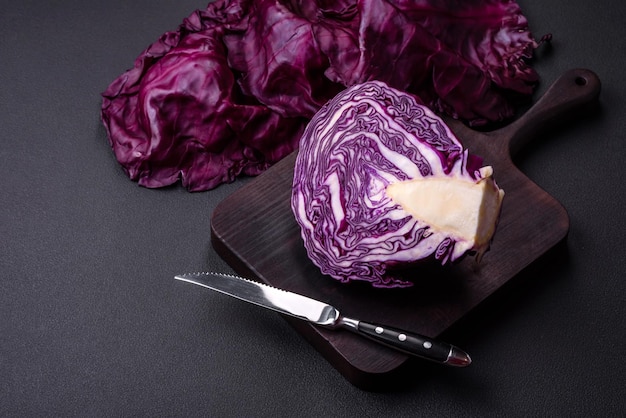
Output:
[{"xmin": 175, "ymin": 272, "xmax": 471, "ymax": 367}]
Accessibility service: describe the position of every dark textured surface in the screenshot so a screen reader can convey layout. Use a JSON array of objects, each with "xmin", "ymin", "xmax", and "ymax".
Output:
[{"xmin": 1, "ymin": 1, "xmax": 625, "ymax": 416}]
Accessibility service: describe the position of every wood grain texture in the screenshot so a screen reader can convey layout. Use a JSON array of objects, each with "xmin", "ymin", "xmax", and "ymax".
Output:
[{"xmin": 211, "ymin": 69, "xmax": 601, "ymax": 389}]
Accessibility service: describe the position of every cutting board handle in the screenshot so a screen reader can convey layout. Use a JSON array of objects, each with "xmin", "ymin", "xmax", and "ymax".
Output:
[{"xmin": 504, "ymin": 68, "xmax": 601, "ymax": 157}]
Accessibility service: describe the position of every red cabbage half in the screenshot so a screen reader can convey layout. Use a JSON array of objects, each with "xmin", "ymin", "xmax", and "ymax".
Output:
[
  {"xmin": 291, "ymin": 81, "xmax": 505, "ymax": 288},
  {"xmin": 101, "ymin": 0, "xmax": 548, "ymax": 191}
]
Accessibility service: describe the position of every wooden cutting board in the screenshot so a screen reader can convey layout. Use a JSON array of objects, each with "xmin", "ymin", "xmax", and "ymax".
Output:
[{"xmin": 210, "ymin": 69, "xmax": 600, "ymax": 389}]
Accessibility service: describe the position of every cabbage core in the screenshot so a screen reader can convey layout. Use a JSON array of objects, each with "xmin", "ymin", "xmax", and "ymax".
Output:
[{"xmin": 386, "ymin": 169, "xmax": 504, "ymax": 259}]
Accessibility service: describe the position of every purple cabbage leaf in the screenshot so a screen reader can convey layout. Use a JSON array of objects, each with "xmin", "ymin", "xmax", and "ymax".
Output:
[{"xmin": 101, "ymin": 0, "xmax": 548, "ymax": 191}]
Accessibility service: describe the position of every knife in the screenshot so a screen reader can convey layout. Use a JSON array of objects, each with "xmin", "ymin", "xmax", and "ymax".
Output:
[{"xmin": 175, "ymin": 272, "xmax": 471, "ymax": 367}]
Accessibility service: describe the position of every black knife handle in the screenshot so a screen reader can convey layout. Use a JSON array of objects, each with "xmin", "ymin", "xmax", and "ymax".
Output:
[{"xmin": 354, "ymin": 320, "xmax": 469, "ymax": 366}]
